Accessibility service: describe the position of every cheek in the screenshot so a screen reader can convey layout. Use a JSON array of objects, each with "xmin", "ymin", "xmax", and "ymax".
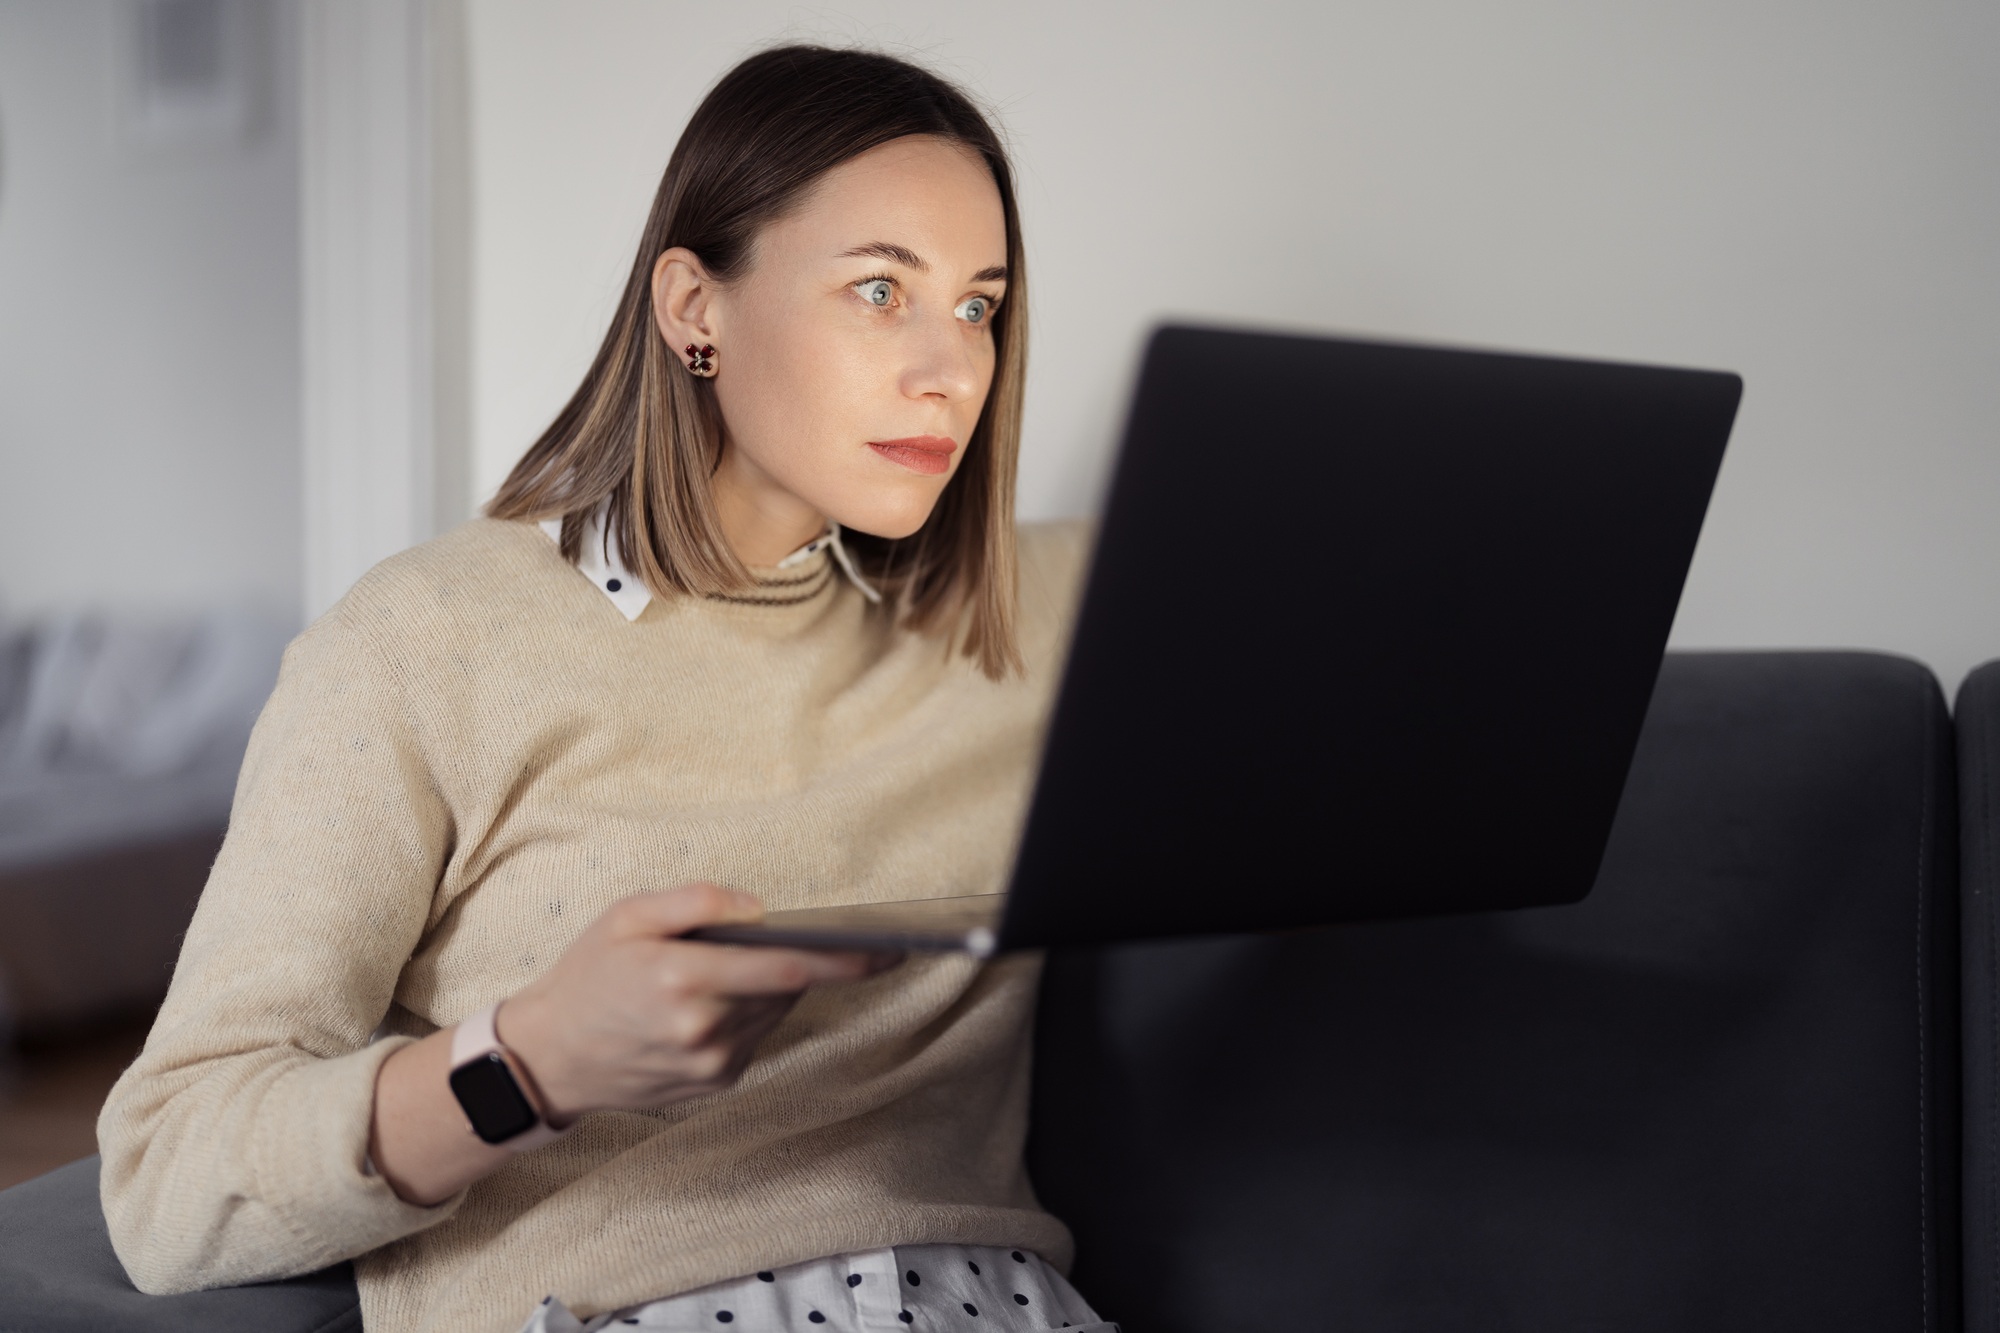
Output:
[
  {"xmin": 718, "ymin": 301, "xmax": 882, "ymax": 458},
  {"xmin": 705, "ymin": 293, "xmax": 994, "ymax": 539},
  {"xmin": 963, "ymin": 339, "xmax": 998, "ymax": 427}
]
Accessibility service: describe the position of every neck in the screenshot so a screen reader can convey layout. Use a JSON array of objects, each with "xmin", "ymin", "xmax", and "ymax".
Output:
[{"xmin": 710, "ymin": 445, "xmax": 827, "ymax": 566}]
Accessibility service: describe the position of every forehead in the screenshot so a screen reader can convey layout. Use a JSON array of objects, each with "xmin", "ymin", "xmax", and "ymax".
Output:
[{"xmin": 767, "ymin": 135, "xmax": 1006, "ymax": 265}]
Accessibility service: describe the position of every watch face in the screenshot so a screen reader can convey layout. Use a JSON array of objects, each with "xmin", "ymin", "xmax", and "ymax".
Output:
[{"xmin": 448, "ymin": 1052, "xmax": 541, "ymax": 1144}]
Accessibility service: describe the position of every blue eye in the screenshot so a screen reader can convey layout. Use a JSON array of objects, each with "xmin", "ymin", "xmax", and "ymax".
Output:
[
  {"xmin": 955, "ymin": 296, "xmax": 991, "ymax": 325},
  {"xmin": 856, "ymin": 279, "xmax": 893, "ymax": 307}
]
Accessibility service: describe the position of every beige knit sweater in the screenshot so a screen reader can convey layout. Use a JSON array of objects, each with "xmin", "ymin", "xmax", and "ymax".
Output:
[{"xmin": 97, "ymin": 517, "xmax": 1091, "ymax": 1333}]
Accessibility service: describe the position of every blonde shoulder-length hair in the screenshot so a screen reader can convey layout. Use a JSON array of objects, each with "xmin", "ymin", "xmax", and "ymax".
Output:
[{"xmin": 486, "ymin": 45, "xmax": 1028, "ymax": 678}]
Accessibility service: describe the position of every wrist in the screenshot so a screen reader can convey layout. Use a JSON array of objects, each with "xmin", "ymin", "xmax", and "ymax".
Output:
[
  {"xmin": 493, "ymin": 993, "xmax": 580, "ymax": 1124},
  {"xmin": 446, "ymin": 1001, "xmax": 572, "ymax": 1147}
]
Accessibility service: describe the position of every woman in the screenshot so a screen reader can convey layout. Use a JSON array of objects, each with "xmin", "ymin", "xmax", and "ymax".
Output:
[{"xmin": 98, "ymin": 45, "xmax": 1108, "ymax": 1333}]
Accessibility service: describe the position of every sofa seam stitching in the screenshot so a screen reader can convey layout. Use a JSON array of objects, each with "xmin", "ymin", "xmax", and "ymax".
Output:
[{"xmin": 1980, "ymin": 675, "xmax": 1999, "ymax": 1330}]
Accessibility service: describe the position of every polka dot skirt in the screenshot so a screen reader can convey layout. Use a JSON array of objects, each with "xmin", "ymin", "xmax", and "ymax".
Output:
[{"xmin": 517, "ymin": 1244, "xmax": 1116, "ymax": 1333}]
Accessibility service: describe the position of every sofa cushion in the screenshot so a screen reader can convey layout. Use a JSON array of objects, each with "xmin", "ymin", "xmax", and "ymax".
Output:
[
  {"xmin": 1028, "ymin": 651, "xmax": 1959, "ymax": 1333},
  {"xmin": 1959, "ymin": 659, "xmax": 2000, "ymax": 1333},
  {"xmin": 0, "ymin": 1156, "xmax": 358, "ymax": 1331}
]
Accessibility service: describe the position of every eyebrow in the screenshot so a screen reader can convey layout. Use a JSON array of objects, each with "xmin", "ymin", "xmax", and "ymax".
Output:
[{"xmin": 839, "ymin": 242, "xmax": 1008, "ymax": 284}]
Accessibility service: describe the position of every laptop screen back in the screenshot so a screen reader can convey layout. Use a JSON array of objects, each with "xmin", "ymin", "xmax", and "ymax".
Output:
[{"xmin": 1000, "ymin": 325, "xmax": 1740, "ymax": 950}]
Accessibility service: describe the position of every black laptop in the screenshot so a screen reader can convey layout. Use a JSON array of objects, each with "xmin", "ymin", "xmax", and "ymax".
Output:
[{"xmin": 691, "ymin": 324, "xmax": 1742, "ymax": 955}]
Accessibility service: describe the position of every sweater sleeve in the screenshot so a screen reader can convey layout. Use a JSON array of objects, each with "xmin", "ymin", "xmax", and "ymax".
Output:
[{"xmin": 97, "ymin": 606, "xmax": 465, "ymax": 1294}]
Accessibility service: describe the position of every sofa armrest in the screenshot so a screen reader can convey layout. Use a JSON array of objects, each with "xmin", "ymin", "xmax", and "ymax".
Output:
[
  {"xmin": 0, "ymin": 1156, "xmax": 358, "ymax": 1331},
  {"xmin": 1960, "ymin": 660, "xmax": 2000, "ymax": 1333}
]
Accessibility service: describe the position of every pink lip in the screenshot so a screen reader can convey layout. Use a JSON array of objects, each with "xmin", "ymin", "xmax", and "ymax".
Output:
[{"xmin": 867, "ymin": 435, "xmax": 958, "ymax": 476}]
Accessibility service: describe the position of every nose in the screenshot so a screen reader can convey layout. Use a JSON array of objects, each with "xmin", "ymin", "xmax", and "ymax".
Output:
[{"xmin": 898, "ymin": 306, "xmax": 985, "ymax": 405}]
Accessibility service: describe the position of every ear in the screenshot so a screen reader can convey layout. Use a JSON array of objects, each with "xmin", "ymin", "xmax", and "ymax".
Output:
[{"xmin": 651, "ymin": 247, "xmax": 722, "ymax": 355}]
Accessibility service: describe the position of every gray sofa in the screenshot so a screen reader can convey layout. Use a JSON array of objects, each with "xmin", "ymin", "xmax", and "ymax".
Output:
[{"xmin": 1, "ymin": 649, "xmax": 1994, "ymax": 1332}]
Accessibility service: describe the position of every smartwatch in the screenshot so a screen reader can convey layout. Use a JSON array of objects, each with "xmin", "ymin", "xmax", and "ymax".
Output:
[{"xmin": 447, "ymin": 1003, "xmax": 567, "ymax": 1149}]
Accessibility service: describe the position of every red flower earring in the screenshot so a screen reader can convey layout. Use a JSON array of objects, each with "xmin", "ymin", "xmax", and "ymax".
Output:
[{"xmin": 684, "ymin": 343, "xmax": 716, "ymax": 377}]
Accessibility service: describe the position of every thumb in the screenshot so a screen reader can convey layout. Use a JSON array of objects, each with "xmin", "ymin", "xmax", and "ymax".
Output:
[{"xmin": 608, "ymin": 883, "xmax": 763, "ymax": 939}]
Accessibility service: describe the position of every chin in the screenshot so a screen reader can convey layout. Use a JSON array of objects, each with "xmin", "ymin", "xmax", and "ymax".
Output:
[{"xmin": 832, "ymin": 488, "xmax": 947, "ymax": 542}]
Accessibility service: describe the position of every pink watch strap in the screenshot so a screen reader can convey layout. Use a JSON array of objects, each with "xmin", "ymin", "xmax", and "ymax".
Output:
[{"xmin": 450, "ymin": 1002, "xmax": 567, "ymax": 1150}]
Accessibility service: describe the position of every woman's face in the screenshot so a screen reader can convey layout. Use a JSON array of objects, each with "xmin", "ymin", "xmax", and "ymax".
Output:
[{"xmin": 651, "ymin": 135, "xmax": 1009, "ymax": 563}]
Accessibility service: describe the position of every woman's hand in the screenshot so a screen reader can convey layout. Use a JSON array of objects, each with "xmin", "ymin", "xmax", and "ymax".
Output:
[
  {"xmin": 368, "ymin": 883, "xmax": 891, "ymax": 1206},
  {"xmin": 498, "ymin": 883, "xmax": 888, "ymax": 1120}
]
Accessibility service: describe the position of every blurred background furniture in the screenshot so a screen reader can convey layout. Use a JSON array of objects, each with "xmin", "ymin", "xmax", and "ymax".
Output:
[
  {"xmin": 0, "ymin": 649, "xmax": 1994, "ymax": 1331},
  {"xmin": 0, "ymin": 613, "xmax": 286, "ymax": 1045}
]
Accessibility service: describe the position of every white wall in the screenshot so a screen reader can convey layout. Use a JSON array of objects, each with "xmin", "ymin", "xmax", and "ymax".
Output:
[
  {"xmin": 0, "ymin": 0, "xmax": 301, "ymax": 620},
  {"xmin": 460, "ymin": 0, "xmax": 2000, "ymax": 692}
]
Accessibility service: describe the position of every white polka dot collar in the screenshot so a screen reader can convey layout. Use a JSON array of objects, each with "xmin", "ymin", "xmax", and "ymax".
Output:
[{"xmin": 538, "ymin": 508, "xmax": 881, "ymax": 621}]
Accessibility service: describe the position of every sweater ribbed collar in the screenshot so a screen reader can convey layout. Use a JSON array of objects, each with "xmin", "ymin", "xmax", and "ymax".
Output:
[{"xmin": 537, "ymin": 508, "xmax": 879, "ymax": 622}]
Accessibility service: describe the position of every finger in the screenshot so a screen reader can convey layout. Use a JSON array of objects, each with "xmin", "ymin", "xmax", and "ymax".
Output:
[
  {"xmin": 658, "ymin": 1000, "xmax": 793, "ymax": 1091},
  {"xmin": 651, "ymin": 940, "xmax": 879, "ymax": 997},
  {"xmin": 606, "ymin": 883, "xmax": 763, "ymax": 940},
  {"xmin": 713, "ymin": 1001, "xmax": 800, "ymax": 1071},
  {"xmin": 652, "ymin": 994, "xmax": 735, "ymax": 1050},
  {"xmin": 706, "ymin": 994, "xmax": 799, "ymax": 1046}
]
